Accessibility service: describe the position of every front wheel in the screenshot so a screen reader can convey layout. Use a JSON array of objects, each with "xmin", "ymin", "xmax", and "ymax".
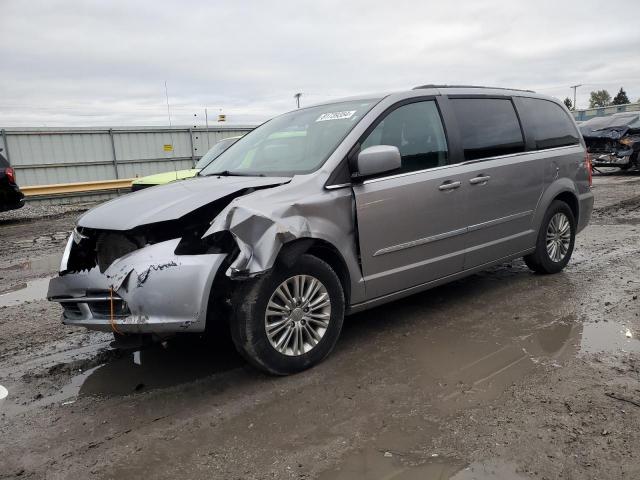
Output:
[
  {"xmin": 230, "ymin": 254, "xmax": 345, "ymax": 375},
  {"xmin": 524, "ymin": 200, "xmax": 576, "ymax": 274}
]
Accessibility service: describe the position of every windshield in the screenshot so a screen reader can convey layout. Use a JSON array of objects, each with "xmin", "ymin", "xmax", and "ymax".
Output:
[
  {"xmin": 200, "ymin": 99, "xmax": 377, "ymax": 177},
  {"xmin": 195, "ymin": 137, "xmax": 240, "ymax": 169}
]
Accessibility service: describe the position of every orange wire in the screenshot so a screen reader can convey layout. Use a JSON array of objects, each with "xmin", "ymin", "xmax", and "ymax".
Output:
[{"xmin": 109, "ymin": 287, "xmax": 122, "ymax": 335}]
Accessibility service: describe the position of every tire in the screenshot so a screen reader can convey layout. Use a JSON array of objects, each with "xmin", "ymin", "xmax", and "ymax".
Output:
[
  {"xmin": 230, "ymin": 254, "xmax": 345, "ymax": 375},
  {"xmin": 524, "ymin": 200, "xmax": 576, "ymax": 274}
]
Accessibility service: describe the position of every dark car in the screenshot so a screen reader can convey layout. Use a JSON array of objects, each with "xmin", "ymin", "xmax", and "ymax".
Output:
[
  {"xmin": 579, "ymin": 113, "xmax": 640, "ymax": 170},
  {"xmin": 0, "ymin": 151, "xmax": 25, "ymax": 211}
]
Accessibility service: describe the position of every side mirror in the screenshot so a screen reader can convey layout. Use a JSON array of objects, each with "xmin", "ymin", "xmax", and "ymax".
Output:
[{"xmin": 355, "ymin": 145, "xmax": 401, "ymax": 177}]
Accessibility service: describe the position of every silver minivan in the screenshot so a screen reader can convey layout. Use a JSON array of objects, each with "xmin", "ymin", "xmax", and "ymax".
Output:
[{"xmin": 48, "ymin": 86, "xmax": 594, "ymax": 374}]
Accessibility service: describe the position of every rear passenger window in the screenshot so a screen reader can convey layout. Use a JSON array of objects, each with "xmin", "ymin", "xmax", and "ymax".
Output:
[
  {"xmin": 451, "ymin": 98, "xmax": 525, "ymax": 161},
  {"xmin": 518, "ymin": 98, "xmax": 580, "ymax": 149},
  {"xmin": 360, "ymin": 100, "xmax": 448, "ymax": 173}
]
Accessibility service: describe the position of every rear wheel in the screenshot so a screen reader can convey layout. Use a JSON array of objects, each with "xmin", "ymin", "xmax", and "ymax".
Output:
[
  {"xmin": 230, "ymin": 254, "xmax": 345, "ymax": 375},
  {"xmin": 524, "ymin": 200, "xmax": 576, "ymax": 274}
]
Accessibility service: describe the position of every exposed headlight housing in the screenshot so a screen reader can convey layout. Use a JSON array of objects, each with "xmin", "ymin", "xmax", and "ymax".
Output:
[{"xmin": 174, "ymin": 230, "xmax": 236, "ymax": 256}]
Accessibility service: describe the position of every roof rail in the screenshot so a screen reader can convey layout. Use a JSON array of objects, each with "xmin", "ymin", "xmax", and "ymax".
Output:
[{"xmin": 413, "ymin": 84, "xmax": 535, "ymax": 93}]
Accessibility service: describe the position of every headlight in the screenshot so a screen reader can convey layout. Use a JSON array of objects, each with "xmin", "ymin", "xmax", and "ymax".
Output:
[{"xmin": 59, "ymin": 233, "xmax": 74, "ymax": 273}]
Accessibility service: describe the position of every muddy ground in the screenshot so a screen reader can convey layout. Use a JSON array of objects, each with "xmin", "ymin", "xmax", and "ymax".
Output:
[{"xmin": 1, "ymin": 173, "xmax": 639, "ymax": 479}]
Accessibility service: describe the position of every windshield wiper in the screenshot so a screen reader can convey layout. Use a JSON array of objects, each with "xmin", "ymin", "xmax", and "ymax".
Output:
[{"xmin": 204, "ymin": 170, "xmax": 266, "ymax": 177}]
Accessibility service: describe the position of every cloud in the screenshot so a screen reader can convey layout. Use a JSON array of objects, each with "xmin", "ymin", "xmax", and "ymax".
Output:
[{"xmin": 1, "ymin": 0, "xmax": 639, "ymax": 126}]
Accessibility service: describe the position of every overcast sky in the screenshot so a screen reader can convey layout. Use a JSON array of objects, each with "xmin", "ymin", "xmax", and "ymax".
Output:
[{"xmin": 1, "ymin": 0, "xmax": 639, "ymax": 127}]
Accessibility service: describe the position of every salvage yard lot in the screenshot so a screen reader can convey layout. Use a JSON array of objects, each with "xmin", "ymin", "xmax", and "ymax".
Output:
[{"xmin": 1, "ymin": 173, "xmax": 640, "ymax": 479}]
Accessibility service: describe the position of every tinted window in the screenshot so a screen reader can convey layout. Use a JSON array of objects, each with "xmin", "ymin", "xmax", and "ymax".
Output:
[
  {"xmin": 519, "ymin": 98, "xmax": 580, "ymax": 149},
  {"xmin": 451, "ymin": 98, "xmax": 525, "ymax": 161},
  {"xmin": 361, "ymin": 100, "xmax": 448, "ymax": 173},
  {"xmin": 0, "ymin": 152, "xmax": 9, "ymax": 168}
]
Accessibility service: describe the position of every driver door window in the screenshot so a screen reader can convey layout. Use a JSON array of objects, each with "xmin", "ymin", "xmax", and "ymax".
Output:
[{"xmin": 361, "ymin": 101, "xmax": 448, "ymax": 174}]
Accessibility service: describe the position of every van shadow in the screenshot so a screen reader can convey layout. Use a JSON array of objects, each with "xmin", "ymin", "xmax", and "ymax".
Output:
[
  {"xmin": 339, "ymin": 261, "xmax": 540, "ymax": 344},
  {"xmin": 78, "ymin": 334, "xmax": 244, "ymax": 398}
]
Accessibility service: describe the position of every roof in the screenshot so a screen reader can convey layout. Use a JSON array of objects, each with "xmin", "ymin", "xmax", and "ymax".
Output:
[{"xmin": 413, "ymin": 84, "xmax": 535, "ymax": 93}]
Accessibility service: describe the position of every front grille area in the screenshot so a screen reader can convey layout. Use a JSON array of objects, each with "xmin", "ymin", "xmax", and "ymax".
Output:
[
  {"xmin": 57, "ymin": 292, "xmax": 131, "ymax": 320},
  {"xmin": 89, "ymin": 299, "xmax": 130, "ymax": 318}
]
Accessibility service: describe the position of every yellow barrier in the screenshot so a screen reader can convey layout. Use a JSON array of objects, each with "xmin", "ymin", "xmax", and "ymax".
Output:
[{"xmin": 22, "ymin": 179, "xmax": 134, "ymax": 197}]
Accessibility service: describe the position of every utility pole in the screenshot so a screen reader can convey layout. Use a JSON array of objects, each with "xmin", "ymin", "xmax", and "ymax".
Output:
[
  {"xmin": 570, "ymin": 84, "xmax": 582, "ymax": 111},
  {"xmin": 204, "ymin": 108, "xmax": 210, "ymax": 150},
  {"xmin": 294, "ymin": 92, "xmax": 302, "ymax": 109},
  {"xmin": 164, "ymin": 81, "xmax": 172, "ymax": 126}
]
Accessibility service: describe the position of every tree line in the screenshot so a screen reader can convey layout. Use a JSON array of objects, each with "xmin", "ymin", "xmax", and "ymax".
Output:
[{"xmin": 564, "ymin": 87, "xmax": 634, "ymax": 110}]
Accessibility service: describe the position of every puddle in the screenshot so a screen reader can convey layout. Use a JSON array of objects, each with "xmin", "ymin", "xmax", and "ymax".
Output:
[
  {"xmin": 580, "ymin": 321, "xmax": 640, "ymax": 354},
  {"xmin": 0, "ymin": 337, "xmax": 242, "ymax": 417},
  {"xmin": 318, "ymin": 453, "xmax": 465, "ymax": 480},
  {"xmin": 0, "ymin": 253, "xmax": 61, "ymax": 306},
  {"xmin": 317, "ymin": 434, "xmax": 525, "ymax": 480},
  {"xmin": 315, "ymin": 417, "xmax": 526, "ymax": 479},
  {"xmin": 382, "ymin": 319, "xmax": 582, "ymax": 412},
  {"xmin": 317, "ymin": 429, "xmax": 464, "ymax": 480},
  {"xmin": 318, "ymin": 286, "xmax": 583, "ymax": 479},
  {"xmin": 452, "ymin": 460, "xmax": 526, "ymax": 479},
  {"xmin": 0, "ymin": 276, "xmax": 53, "ymax": 307},
  {"xmin": 0, "ymin": 253, "xmax": 61, "ymax": 275}
]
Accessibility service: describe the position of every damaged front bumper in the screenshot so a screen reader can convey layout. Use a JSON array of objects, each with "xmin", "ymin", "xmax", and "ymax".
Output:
[
  {"xmin": 47, "ymin": 238, "xmax": 226, "ymax": 333},
  {"xmin": 591, "ymin": 151, "xmax": 634, "ymax": 168}
]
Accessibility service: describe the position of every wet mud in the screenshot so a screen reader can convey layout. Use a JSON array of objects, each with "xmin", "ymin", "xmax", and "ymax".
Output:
[{"xmin": 1, "ymin": 174, "xmax": 640, "ymax": 479}]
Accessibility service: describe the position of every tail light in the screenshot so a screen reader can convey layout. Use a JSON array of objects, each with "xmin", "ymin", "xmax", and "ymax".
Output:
[
  {"xmin": 5, "ymin": 167, "xmax": 16, "ymax": 184},
  {"xmin": 585, "ymin": 152, "xmax": 592, "ymax": 187}
]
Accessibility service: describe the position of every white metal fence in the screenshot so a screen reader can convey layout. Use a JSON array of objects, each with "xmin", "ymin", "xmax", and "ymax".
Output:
[
  {"xmin": 573, "ymin": 102, "xmax": 640, "ymax": 122},
  {"xmin": 0, "ymin": 125, "xmax": 254, "ymax": 204}
]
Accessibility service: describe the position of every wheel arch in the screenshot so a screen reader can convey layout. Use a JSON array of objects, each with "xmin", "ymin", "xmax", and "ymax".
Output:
[
  {"xmin": 533, "ymin": 179, "xmax": 580, "ymax": 232},
  {"xmin": 554, "ymin": 191, "xmax": 579, "ymax": 221},
  {"xmin": 276, "ymin": 238, "xmax": 352, "ymax": 305}
]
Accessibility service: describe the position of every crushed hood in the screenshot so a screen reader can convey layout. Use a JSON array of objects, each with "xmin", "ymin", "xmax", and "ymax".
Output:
[
  {"xmin": 579, "ymin": 114, "xmax": 640, "ymax": 140},
  {"xmin": 78, "ymin": 175, "xmax": 290, "ymax": 230}
]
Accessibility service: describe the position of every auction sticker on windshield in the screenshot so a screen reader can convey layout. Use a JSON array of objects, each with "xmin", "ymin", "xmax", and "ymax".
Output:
[{"xmin": 316, "ymin": 110, "xmax": 356, "ymax": 122}]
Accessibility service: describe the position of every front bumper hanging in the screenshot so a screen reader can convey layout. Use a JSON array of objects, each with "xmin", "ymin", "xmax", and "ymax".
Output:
[{"xmin": 47, "ymin": 238, "xmax": 227, "ymax": 333}]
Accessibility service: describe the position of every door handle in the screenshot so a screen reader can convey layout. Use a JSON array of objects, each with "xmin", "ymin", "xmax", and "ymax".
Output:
[
  {"xmin": 469, "ymin": 175, "xmax": 491, "ymax": 185},
  {"xmin": 438, "ymin": 180, "xmax": 461, "ymax": 191}
]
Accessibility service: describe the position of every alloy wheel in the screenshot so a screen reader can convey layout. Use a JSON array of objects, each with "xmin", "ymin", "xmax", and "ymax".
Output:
[
  {"xmin": 264, "ymin": 275, "xmax": 331, "ymax": 356},
  {"xmin": 546, "ymin": 212, "xmax": 571, "ymax": 262}
]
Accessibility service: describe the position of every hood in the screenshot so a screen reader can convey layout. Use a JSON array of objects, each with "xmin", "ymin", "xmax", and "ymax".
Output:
[
  {"xmin": 78, "ymin": 175, "xmax": 290, "ymax": 230},
  {"xmin": 133, "ymin": 169, "xmax": 199, "ymax": 185},
  {"xmin": 579, "ymin": 114, "xmax": 640, "ymax": 140}
]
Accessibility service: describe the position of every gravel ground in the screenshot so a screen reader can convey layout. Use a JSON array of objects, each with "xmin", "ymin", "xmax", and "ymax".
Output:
[
  {"xmin": 1, "ymin": 173, "xmax": 639, "ymax": 479},
  {"xmin": 0, "ymin": 201, "xmax": 95, "ymax": 224}
]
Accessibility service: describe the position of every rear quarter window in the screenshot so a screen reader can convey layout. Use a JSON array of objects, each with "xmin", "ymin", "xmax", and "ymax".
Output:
[
  {"xmin": 518, "ymin": 98, "xmax": 580, "ymax": 150},
  {"xmin": 450, "ymin": 98, "xmax": 525, "ymax": 161}
]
